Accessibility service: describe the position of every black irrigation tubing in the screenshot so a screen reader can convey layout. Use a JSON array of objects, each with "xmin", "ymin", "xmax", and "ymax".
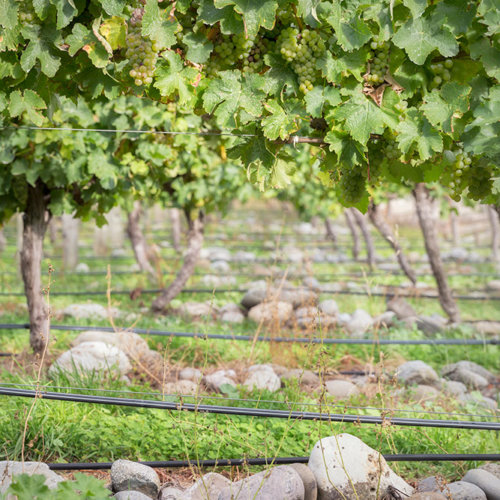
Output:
[
  {"xmin": 1, "ymin": 386, "xmax": 499, "ymax": 430},
  {"xmin": 1, "ymin": 323, "xmax": 499, "ymax": 346},
  {"xmin": 46, "ymin": 453, "xmax": 500, "ymax": 471},
  {"xmin": 1, "ymin": 286, "xmax": 499, "ymax": 301}
]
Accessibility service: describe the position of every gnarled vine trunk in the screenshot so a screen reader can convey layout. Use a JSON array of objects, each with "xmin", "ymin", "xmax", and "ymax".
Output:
[
  {"xmin": 127, "ymin": 201, "xmax": 156, "ymax": 277},
  {"xmin": 449, "ymin": 209, "xmax": 459, "ymax": 246},
  {"xmin": 62, "ymin": 214, "xmax": 79, "ymax": 271},
  {"xmin": 21, "ymin": 182, "xmax": 50, "ymax": 354},
  {"xmin": 170, "ymin": 208, "xmax": 182, "ymax": 253},
  {"xmin": 351, "ymin": 208, "xmax": 376, "ymax": 270},
  {"xmin": 487, "ymin": 205, "xmax": 499, "ymax": 264},
  {"xmin": 151, "ymin": 211, "xmax": 204, "ymax": 312},
  {"xmin": 368, "ymin": 201, "xmax": 416, "ymax": 284},
  {"xmin": 0, "ymin": 229, "xmax": 5, "ymax": 253},
  {"xmin": 324, "ymin": 217, "xmax": 337, "ymax": 248},
  {"xmin": 413, "ymin": 183, "xmax": 460, "ymax": 323},
  {"xmin": 344, "ymin": 210, "xmax": 359, "ymax": 260}
]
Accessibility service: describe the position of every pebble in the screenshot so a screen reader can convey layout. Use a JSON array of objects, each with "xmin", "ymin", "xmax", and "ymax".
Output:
[
  {"xmin": 248, "ymin": 301, "xmax": 293, "ymax": 324},
  {"xmin": 387, "ymin": 297, "xmax": 417, "ymax": 319},
  {"xmin": 182, "ymin": 472, "xmax": 230, "ymax": 500},
  {"xmin": 463, "ymin": 468, "xmax": 500, "ymax": 499},
  {"xmin": 344, "ymin": 309, "xmax": 373, "ymax": 337},
  {"xmin": 163, "ymin": 380, "xmax": 199, "ymax": 395},
  {"xmin": 179, "ymin": 367, "xmax": 203, "ymax": 382},
  {"xmin": 395, "ymin": 360, "xmax": 440, "ymax": 386},
  {"xmin": 318, "ymin": 299, "xmax": 339, "ymax": 317},
  {"xmin": 159, "ymin": 487, "xmax": 184, "ymax": 499},
  {"xmin": 220, "ymin": 310, "xmax": 245, "ymax": 323},
  {"xmin": 114, "ymin": 491, "xmax": 153, "ymax": 500},
  {"xmin": 281, "ymin": 369, "xmax": 320, "ymax": 386},
  {"xmin": 409, "ymin": 494, "xmax": 446, "ymax": 500},
  {"xmin": 440, "ymin": 379, "xmax": 467, "ymax": 396},
  {"xmin": 0, "ymin": 461, "xmax": 64, "ymax": 496},
  {"xmin": 243, "ymin": 365, "xmax": 281, "ymax": 392},
  {"xmin": 442, "ymin": 365, "xmax": 489, "ymax": 390},
  {"xmin": 325, "ymin": 380, "xmax": 360, "ymax": 399},
  {"xmin": 443, "ymin": 361, "xmax": 495, "ymax": 383},
  {"xmin": 111, "ymin": 460, "xmax": 160, "ymax": 498},
  {"xmin": 444, "ymin": 481, "xmax": 487, "ymax": 499},
  {"xmin": 178, "ymin": 302, "xmax": 214, "ymax": 318},
  {"xmin": 203, "ymin": 370, "xmax": 237, "ymax": 393},
  {"xmin": 288, "ymin": 463, "xmax": 317, "ymax": 500}
]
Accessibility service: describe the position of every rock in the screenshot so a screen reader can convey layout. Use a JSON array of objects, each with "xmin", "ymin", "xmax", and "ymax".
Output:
[
  {"xmin": 296, "ymin": 306, "xmax": 320, "ymax": 319},
  {"xmin": 280, "ymin": 288, "xmax": 318, "ymax": 308},
  {"xmin": 473, "ymin": 321, "xmax": 500, "ymax": 335},
  {"xmin": 220, "ymin": 303, "xmax": 242, "ymax": 314},
  {"xmin": 318, "ymin": 300, "xmax": 339, "ymax": 317},
  {"xmin": 282, "ymin": 369, "xmax": 320, "ymax": 386},
  {"xmin": 179, "ymin": 367, "xmax": 203, "ymax": 382},
  {"xmin": 442, "ymin": 361, "xmax": 495, "ymax": 383},
  {"xmin": 308, "ymin": 434, "xmax": 414, "ymax": 499},
  {"xmin": 75, "ymin": 262, "xmax": 90, "ymax": 273},
  {"xmin": 395, "ymin": 360, "xmax": 440, "ymax": 386},
  {"xmin": 416, "ymin": 315, "xmax": 447, "ymax": 334},
  {"xmin": 114, "ymin": 491, "xmax": 152, "ymax": 500},
  {"xmin": 243, "ymin": 365, "xmax": 281, "ymax": 392},
  {"xmin": 443, "ymin": 481, "xmax": 488, "ymax": 499},
  {"xmin": 303, "ymin": 276, "xmax": 321, "ymax": 291},
  {"xmin": 441, "ymin": 379, "xmax": 467, "ymax": 396},
  {"xmin": 337, "ymin": 313, "xmax": 351, "ymax": 326},
  {"xmin": 49, "ymin": 341, "xmax": 131, "ymax": 377},
  {"xmin": 409, "ymin": 494, "xmax": 446, "ymax": 500},
  {"xmin": 345, "ymin": 309, "xmax": 373, "ymax": 337},
  {"xmin": 248, "ymin": 301, "xmax": 293, "ymax": 324},
  {"xmin": 463, "ymin": 469, "xmax": 500, "ymax": 500},
  {"xmin": 233, "ymin": 251, "xmax": 256, "ymax": 262},
  {"xmin": 442, "ymin": 364, "xmax": 490, "ymax": 390},
  {"xmin": 486, "ymin": 280, "xmax": 500, "ymax": 292},
  {"xmin": 220, "ymin": 310, "xmax": 245, "ymax": 324},
  {"xmin": 210, "ymin": 260, "xmax": 230, "ymax": 273},
  {"xmin": 203, "ymin": 370, "xmax": 237, "ymax": 393},
  {"xmin": 0, "ymin": 461, "xmax": 64, "ymax": 497},
  {"xmin": 288, "ymin": 463, "xmax": 317, "ymax": 500},
  {"xmin": 372, "ymin": 311, "xmax": 396, "ymax": 328},
  {"xmin": 164, "ymin": 380, "xmax": 199, "ymax": 395},
  {"xmin": 62, "ymin": 303, "xmax": 119, "ymax": 320},
  {"xmin": 411, "ymin": 384, "xmax": 440, "ymax": 401},
  {"xmin": 178, "ymin": 302, "xmax": 214, "ymax": 318},
  {"xmin": 417, "ymin": 476, "xmax": 440, "ymax": 492},
  {"xmin": 159, "ymin": 487, "xmax": 184, "ymax": 499},
  {"xmin": 241, "ymin": 288, "xmax": 269, "ymax": 309},
  {"xmin": 218, "ymin": 465, "xmax": 305, "ymax": 500},
  {"xmin": 325, "ymin": 380, "xmax": 360, "ymax": 399},
  {"xmin": 202, "ymin": 247, "xmax": 231, "ymax": 261},
  {"xmin": 387, "ymin": 297, "xmax": 417, "ymax": 319},
  {"xmin": 182, "ymin": 472, "xmax": 230, "ymax": 500},
  {"xmin": 480, "ymin": 464, "xmax": 500, "ymax": 480},
  {"xmin": 459, "ymin": 393, "xmax": 498, "ymax": 410},
  {"xmin": 202, "ymin": 275, "xmax": 236, "ymax": 287},
  {"xmin": 111, "ymin": 460, "xmax": 160, "ymax": 498}
]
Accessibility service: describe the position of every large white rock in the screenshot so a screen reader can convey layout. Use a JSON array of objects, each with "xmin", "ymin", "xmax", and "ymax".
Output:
[
  {"xmin": 61, "ymin": 303, "xmax": 119, "ymax": 320},
  {"xmin": 243, "ymin": 365, "xmax": 281, "ymax": 392},
  {"xmin": 178, "ymin": 302, "xmax": 215, "ymax": 318},
  {"xmin": 318, "ymin": 300, "xmax": 339, "ymax": 317},
  {"xmin": 182, "ymin": 472, "xmax": 230, "ymax": 500},
  {"xmin": 325, "ymin": 380, "xmax": 360, "ymax": 399},
  {"xmin": 344, "ymin": 309, "xmax": 373, "ymax": 337},
  {"xmin": 248, "ymin": 301, "xmax": 293, "ymax": 324},
  {"xmin": 203, "ymin": 370, "xmax": 237, "ymax": 393},
  {"xmin": 308, "ymin": 434, "xmax": 414, "ymax": 499},
  {"xmin": 395, "ymin": 360, "xmax": 440, "ymax": 386},
  {"xmin": 72, "ymin": 330, "xmax": 149, "ymax": 359},
  {"xmin": 49, "ymin": 341, "xmax": 131, "ymax": 377},
  {"xmin": 163, "ymin": 380, "xmax": 199, "ymax": 396}
]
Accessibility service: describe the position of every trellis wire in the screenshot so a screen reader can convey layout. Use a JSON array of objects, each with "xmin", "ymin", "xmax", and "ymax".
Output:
[
  {"xmin": 1, "ymin": 386, "xmax": 498, "ymax": 430},
  {"xmin": 0, "ymin": 323, "xmax": 498, "ymax": 345},
  {"xmin": 46, "ymin": 453, "xmax": 500, "ymax": 470}
]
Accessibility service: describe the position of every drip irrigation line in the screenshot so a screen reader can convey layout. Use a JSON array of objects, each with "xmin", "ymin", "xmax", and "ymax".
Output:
[
  {"xmin": 46, "ymin": 453, "xmax": 500, "ymax": 470},
  {"xmin": 0, "ymin": 286, "xmax": 499, "ymax": 301},
  {"xmin": 2, "ymin": 383, "xmax": 497, "ymax": 420},
  {"xmin": 1, "ymin": 323, "xmax": 498, "ymax": 346},
  {"xmin": 1, "ymin": 386, "xmax": 499, "ymax": 430}
]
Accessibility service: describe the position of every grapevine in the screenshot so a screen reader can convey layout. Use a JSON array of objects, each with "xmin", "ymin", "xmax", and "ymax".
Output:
[
  {"xmin": 428, "ymin": 59, "xmax": 453, "ymax": 90},
  {"xmin": 365, "ymin": 40, "xmax": 390, "ymax": 85},
  {"xmin": 338, "ymin": 165, "xmax": 366, "ymax": 205}
]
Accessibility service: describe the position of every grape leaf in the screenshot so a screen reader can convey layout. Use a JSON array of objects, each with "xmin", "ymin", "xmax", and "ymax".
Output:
[
  {"xmin": 478, "ymin": 0, "xmax": 500, "ymax": 35},
  {"xmin": 154, "ymin": 51, "xmax": 198, "ymax": 105},
  {"xmin": 183, "ymin": 32, "xmax": 214, "ymax": 64},
  {"xmin": 395, "ymin": 109, "xmax": 443, "ymax": 160},
  {"xmin": 0, "ymin": 0, "xmax": 18, "ymax": 29},
  {"xmin": 215, "ymin": 0, "xmax": 278, "ymax": 38},
  {"xmin": 202, "ymin": 71, "xmax": 266, "ymax": 128},
  {"xmin": 324, "ymin": 129, "xmax": 365, "ymax": 167},
  {"xmin": 142, "ymin": 0, "xmax": 177, "ymax": 50},
  {"xmin": 324, "ymin": 3, "xmax": 372, "ymax": 51},
  {"xmin": 393, "ymin": 16, "xmax": 458, "ymax": 65},
  {"xmin": 198, "ymin": 0, "xmax": 244, "ymax": 34},
  {"xmin": 421, "ymin": 82, "xmax": 470, "ymax": 133},
  {"xmin": 304, "ymin": 86, "xmax": 341, "ymax": 117},
  {"xmin": 466, "ymin": 86, "xmax": 500, "ymax": 129},
  {"xmin": 9, "ymin": 90, "xmax": 46, "ymax": 126},
  {"xmin": 49, "ymin": 0, "xmax": 78, "ymax": 29},
  {"xmin": 32, "ymin": 0, "xmax": 51, "ymax": 20},
  {"xmin": 296, "ymin": 0, "xmax": 321, "ymax": 27},
  {"xmin": 318, "ymin": 48, "xmax": 368, "ymax": 83},
  {"xmin": 100, "ymin": 16, "xmax": 126, "ymax": 51},
  {"xmin": 262, "ymin": 53, "xmax": 298, "ymax": 95},
  {"xmin": 20, "ymin": 24, "xmax": 62, "ymax": 77},
  {"xmin": 402, "ymin": 0, "xmax": 427, "ymax": 18},
  {"xmin": 261, "ymin": 100, "xmax": 300, "ymax": 140},
  {"xmin": 332, "ymin": 94, "xmax": 386, "ymax": 145},
  {"xmin": 433, "ymin": 0, "xmax": 476, "ymax": 35},
  {"xmin": 96, "ymin": 0, "xmax": 124, "ymax": 16},
  {"xmin": 469, "ymin": 38, "xmax": 500, "ymax": 80},
  {"xmin": 65, "ymin": 23, "xmax": 109, "ymax": 67}
]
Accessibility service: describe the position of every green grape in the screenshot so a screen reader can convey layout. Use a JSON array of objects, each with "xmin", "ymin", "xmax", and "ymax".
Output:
[
  {"xmin": 18, "ymin": 0, "xmax": 36, "ymax": 25},
  {"xmin": 125, "ymin": 8, "xmax": 159, "ymax": 87},
  {"xmin": 445, "ymin": 146, "xmax": 474, "ymax": 200},
  {"xmin": 339, "ymin": 165, "xmax": 366, "ymax": 205},
  {"xmin": 429, "ymin": 59, "xmax": 453, "ymax": 90},
  {"xmin": 467, "ymin": 165, "xmax": 493, "ymax": 201},
  {"xmin": 366, "ymin": 40, "xmax": 390, "ymax": 85}
]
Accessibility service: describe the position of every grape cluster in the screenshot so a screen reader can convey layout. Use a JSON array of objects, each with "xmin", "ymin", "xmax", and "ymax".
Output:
[
  {"xmin": 18, "ymin": 1, "xmax": 36, "ymax": 25},
  {"xmin": 366, "ymin": 41, "xmax": 389, "ymax": 85},
  {"xmin": 277, "ymin": 28, "xmax": 326, "ymax": 93},
  {"xmin": 125, "ymin": 8, "xmax": 159, "ymax": 87},
  {"xmin": 242, "ymin": 37, "xmax": 272, "ymax": 73},
  {"xmin": 447, "ymin": 147, "xmax": 472, "ymax": 201},
  {"xmin": 467, "ymin": 165, "xmax": 493, "ymax": 201},
  {"xmin": 339, "ymin": 166, "xmax": 366, "ymax": 205},
  {"xmin": 275, "ymin": 5, "xmax": 295, "ymax": 26},
  {"xmin": 429, "ymin": 59, "xmax": 453, "ymax": 90}
]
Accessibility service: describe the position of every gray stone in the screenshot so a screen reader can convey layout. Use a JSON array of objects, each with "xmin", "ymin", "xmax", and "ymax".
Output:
[
  {"xmin": 480, "ymin": 464, "xmax": 500, "ymax": 480},
  {"xmin": 372, "ymin": 311, "xmax": 396, "ymax": 328},
  {"xmin": 49, "ymin": 341, "xmax": 131, "ymax": 377},
  {"xmin": 442, "ymin": 366, "xmax": 489, "ymax": 390},
  {"xmin": 203, "ymin": 370, "xmax": 237, "ymax": 393},
  {"xmin": 444, "ymin": 480, "xmax": 487, "ymax": 499},
  {"xmin": 486, "ymin": 280, "xmax": 500, "ymax": 292},
  {"xmin": 159, "ymin": 487, "xmax": 184, "ymax": 499},
  {"xmin": 325, "ymin": 380, "xmax": 360, "ymax": 399},
  {"xmin": 395, "ymin": 360, "xmax": 440, "ymax": 386},
  {"xmin": 220, "ymin": 310, "xmax": 245, "ymax": 324},
  {"xmin": 75, "ymin": 262, "xmax": 90, "ymax": 273},
  {"xmin": 463, "ymin": 468, "xmax": 500, "ymax": 499},
  {"xmin": 0, "ymin": 461, "xmax": 64, "ymax": 497},
  {"xmin": 183, "ymin": 472, "xmax": 230, "ymax": 500},
  {"xmin": 289, "ymin": 463, "xmax": 317, "ymax": 500},
  {"xmin": 308, "ymin": 434, "xmax": 414, "ymax": 499},
  {"xmin": 345, "ymin": 309, "xmax": 373, "ymax": 337},
  {"xmin": 282, "ymin": 369, "xmax": 320, "ymax": 386},
  {"xmin": 164, "ymin": 379, "xmax": 199, "ymax": 395},
  {"xmin": 303, "ymin": 276, "xmax": 321, "ymax": 291},
  {"xmin": 459, "ymin": 393, "xmax": 498, "ymax": 410},
  {"xmin": 243, "ymin": 365, "xmax": 281, "ymax": 392},
  {"xmin": 411, "ymin": 384, "xmax": 440, "ymax": 401},
  {"xmin": 111, "ymin": 459, "xmax": 160, "ymax": 498},
  {"xmin": 248, "ymin": 301, "xmax": 293, "ymax": 324},
  {"xmin": 409, "ymin": 494, "xmax": 446, "ymax": 500},
  {"xmin": 280, "ymin": 288, "xmax": 318, "ymax": 308},
  {"xmin": 218, "ymin": 465, "xmax": 305, "ymax": 500},
  {"xmin": 179, "ymin": 367, "xmax": 203, "ymax": 382},
  {"xmin": 416, "ymin": 315, "xmax": 447, "ymax": 334},
  {"xmin": 417, "ymin": 476, "xmax": 440, "ymax": 492},
  {"xmin": 387, "ymin": 297, "xmax": 417, "ymax": 319},
  {"xmin": 61, "ymin": 303, "xmax": 118, "ymax": 320},
  {"xmin": 210, "ymin": 260, "xmax": 230, "ymax": 273},
  {"xmin": 337, "ymin": 313, "xmax": 351, "ymax": 325},
  {"xmin": 295, "ymin": 306, "xmax": 320, "ymax": 319},
  {"xmin": 318, "ymin": 300, "xmax": 339, "ymax": 317},
  {"xmin": 441, "ymin": 379, "xmax": 467, "ymax": 396},
  {"xmin": 442, "ymin": 361, "xmax": 495, "ymax": 383},
  {"xmin": 114, "ymin": 491, "xmax": 152, "ymax": 500},
  {"xmin": 178, "ymin": 302, "xmax": 214, "ymax": 318},
  {"xmin": 241, "ymin": 288, "xmax": 269, "ymax": 309}
]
